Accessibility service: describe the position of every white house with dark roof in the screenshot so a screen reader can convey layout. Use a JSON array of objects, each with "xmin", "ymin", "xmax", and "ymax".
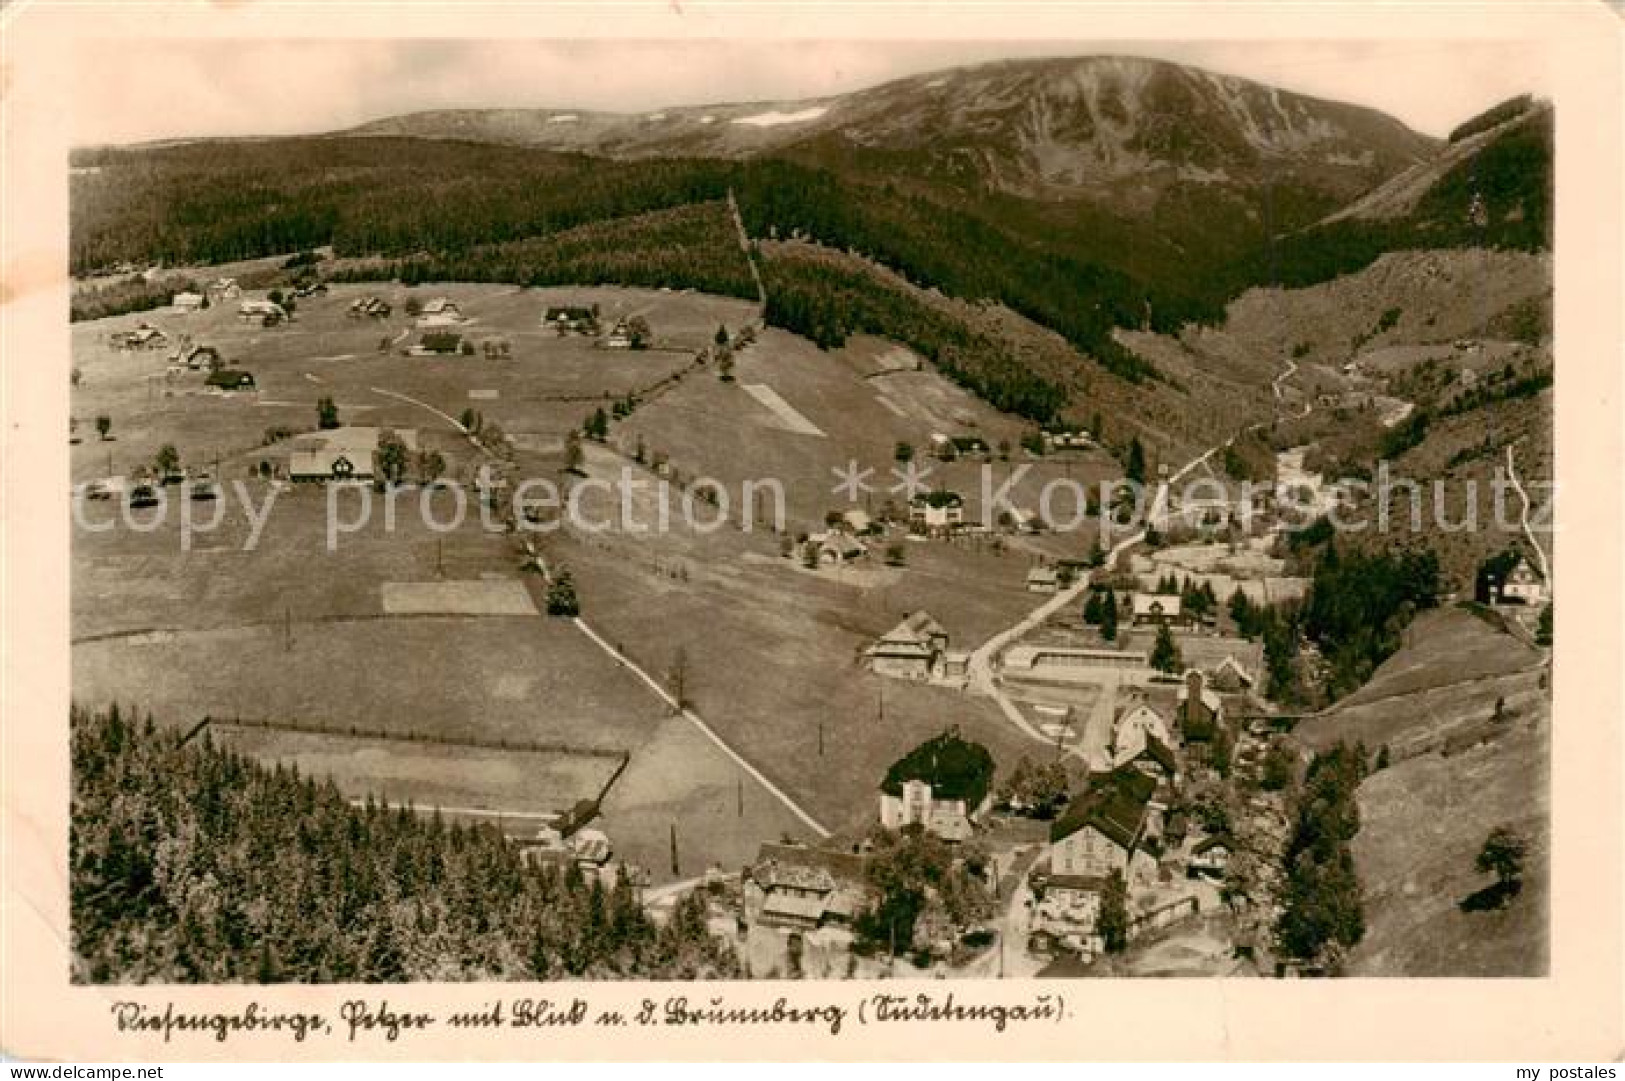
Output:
[
  {"xmin": 877, "ymin": 729, "xmax": 995, "ymax": 842},
  {"xmin": 1500, "ymin": 555, "xmax": 1547, "ymax": 606}
]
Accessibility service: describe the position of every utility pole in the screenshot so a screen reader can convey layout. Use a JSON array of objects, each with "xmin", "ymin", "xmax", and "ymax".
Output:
[
  {"xmin": 669, "ymin": 822, "xmax": 680, "ymax": 878},
  {"xmin": 818, "ymin": 719, "xmax": 824, "ymax": 757},
  {"xmin": 284, "ymin": 606, "xmax": 292, "ymax": 652},
  {"xmin": 737, "ymin": 776, "xmax": 744, "ymax": 818}
]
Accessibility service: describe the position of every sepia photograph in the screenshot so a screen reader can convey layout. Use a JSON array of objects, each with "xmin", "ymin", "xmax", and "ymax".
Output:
[
  {"xmin": 6, "ymin": 2, "xmax": 1624, "ymax": 1065},
  {"xmin": 60, "ymin": 33, "xmax": 1560, "ymax": 987}
]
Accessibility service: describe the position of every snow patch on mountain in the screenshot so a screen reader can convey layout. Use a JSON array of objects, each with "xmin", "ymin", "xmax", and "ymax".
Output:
[{"xmin": 731, "ymin": 106, "xmax": 830, "ymax": 128}]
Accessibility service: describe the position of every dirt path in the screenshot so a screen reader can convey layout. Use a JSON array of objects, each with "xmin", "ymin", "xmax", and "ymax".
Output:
[
  {"xmin": 1505, "ymin": 441, "xmax": 1551, "ymax": 584},
  {"xmin": 369, "ymin": 385, "xmax": 470, "ymax": 434},
  {"xmin": 726, "ymin": 187, "xmax": 768, "ymax": 313}
]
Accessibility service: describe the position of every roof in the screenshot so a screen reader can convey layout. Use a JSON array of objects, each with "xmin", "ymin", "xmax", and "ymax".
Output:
[
  {"xmin": 1193, "ymin": 834, "xmax": 1233, "ymax": 856},
  {"xmin": 1211, "ymin": 655, "xmax": 1255, "ymax": 686},
  {"xmin": 751, "ymin": 842, "xmax": 870, "ymax": 887},
  {"xmin": 873, "ymin": 611, "xmax": 946, "ymax": 651},
  {"xmin": 422, "ymin": 297, "xmax": 457, "ymax": 313},
  {"xmin": 1041, "ymin": 874, "xmax": 1110, "ymax": 892},
  {"xmin": 1507, "ymin": 556, "xmax": 1544, "ymax": 583},
  {"xmin": 751, "ymin": 861, "xmax": 836, "ymax": 894},
  {"xmin": 1050, "ymin": 766, "xmax": 1155, "ymax": 848},
  {"xmin": 1136, "ymin": 735, "xmax": 1177, "ymax": 775},
  {"xmin": 761, "ymin": 893, "xmax": 830, "ymax": 922},
  {"xmin": 879, "ymin": 729, "xmax": 995, "ymax": 809},
  {"xmin": 544, "ymin": 305, "xmax": 595, "ymax": 321},
  {"xmin": 1027, "ymin": 566, "xmax": 1060, "ymax": 584},
  {"xmin": 912, "ymin": 490, "xmax": 964, "ymax": 509},
  {"xmin": 1131, "ymin": 593, "xmax": 1182, "ymax": 617}
]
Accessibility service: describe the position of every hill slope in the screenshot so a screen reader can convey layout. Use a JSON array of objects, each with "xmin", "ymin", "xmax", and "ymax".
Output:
[{"xmin": 1292, "ymin": 607, "xmax": 1549, "ymax": 976}]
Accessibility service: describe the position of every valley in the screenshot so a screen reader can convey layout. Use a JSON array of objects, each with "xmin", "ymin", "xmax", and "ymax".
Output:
[{"xmin": 65, "ymin": 53, "xmax": 1555, "ymax": 985}]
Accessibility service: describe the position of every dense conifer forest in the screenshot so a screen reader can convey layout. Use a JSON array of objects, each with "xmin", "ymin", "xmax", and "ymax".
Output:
[{"xmin": 70, "ymin": 705, "xmax": 739, "ymax": 984}]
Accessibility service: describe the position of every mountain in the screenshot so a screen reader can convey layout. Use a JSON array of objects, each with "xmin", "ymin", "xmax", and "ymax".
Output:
[{"xmin": 349, "ymin": 55, "xmax": 1438, "ymax": 209}]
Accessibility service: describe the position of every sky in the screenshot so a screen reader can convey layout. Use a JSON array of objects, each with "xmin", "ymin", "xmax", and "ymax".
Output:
[{"xmin": 73, "ymin": 38, "xmax": 1554, "ymax": 146}]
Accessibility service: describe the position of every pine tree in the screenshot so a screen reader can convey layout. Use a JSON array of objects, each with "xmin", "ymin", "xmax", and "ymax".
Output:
[{"xmin": 546, "ymin": 570, "xmax": 580, "ymax": 617}]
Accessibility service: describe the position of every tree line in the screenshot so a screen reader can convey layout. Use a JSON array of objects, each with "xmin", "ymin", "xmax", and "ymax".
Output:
[{"xmin": 70, "ymin": 704, "xmax": 737, "ymax": 983}]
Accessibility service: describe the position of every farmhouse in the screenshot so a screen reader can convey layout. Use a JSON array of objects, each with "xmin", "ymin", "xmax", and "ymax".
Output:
[
  {"xmin": 1026, "ymin": 566, "xmax": 1061, "ymax": 593},
  {"xmin": 810, "ymin": 531, "xmax": 867, "ymax": 565},
  {"xmin": 417, "ymin": 297, "xmax": 464, "ymax": 326},
  {"xmin": 1111, "ymin": 703, "xmax": 1175, "ymax": 768},
  {"xmin": 119, "ymin": 324, "xmax": 167, "ymax": 350},
  {"xmin": 172, "ymin": 291, "xmax": 205, "ymax": 313},
  {"xmin": 238, "ymin": 299, "xmax": 286, "ymax": 325},
  {"xmin": 1188, "ymin": 835, "xmax": 1233, "ymax": 879},
  {"xmin": 743, "ymin": 843, "xmax": 872, "ymax": 931},
  {"xmin": 877, "ymin": 728, "xmax": 996, "ymax": 842},
  {"xmin": 841, "ymin": 508, "xmax": 873, "ymax": 535},
  {"xmin": 208, "ymin": 278, "xmax": 241, "ymax": 300},
  {"xmin": 865, "ymin": 610, "xmax": 949, "ymax": 680},
  {"xmin": 543, "ymin": 305, "xmax": 597, "ymax": 333},
  {"xmin": 1130, "ymin": 593, "xmax": 1191, "ymax": 627},
  {"xmin": 1500, "ymin": 555, "xmax": 1547, "ymax": 605},
  {"xmin": 349, "ymin": 296, "xmax": 392, "ymax": 319},
  {"xmin": 909, "ymin": 490, "xmax": 965, "ymax": 534},
  {"xmin": 204, "ymin": 369, "xmax": 256, "ymax": 391},
  {"xmin": 602, "ymin": 321, "xmax": 633, "ymax": 349},
  {"xmin": 169, "ymin": 344, "xmax": 221, "ymax": 371},
  {"xmin": 288, "ymin": 426, "xmax": 418, "ymax": 483},
  {"xmin": 1207, "ymin": 655, "xmax": 1256, "ymax": 692}
]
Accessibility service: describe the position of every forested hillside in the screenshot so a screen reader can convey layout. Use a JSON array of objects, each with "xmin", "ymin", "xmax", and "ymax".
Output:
[
  {"xmin": 69, "ymin": 72, "xmax": 1551, "ymax": 433},
  {"xmin": 70, "ymin": 705, "xmax": 738, "ymax": 984},
  {"xmin": 330, "ymin": 200, "xmax": 759, "ymax": 301}
]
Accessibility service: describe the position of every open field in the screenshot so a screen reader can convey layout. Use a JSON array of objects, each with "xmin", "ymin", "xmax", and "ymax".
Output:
[
  {"xmin": 72, "ymin": 480, "xmax": 516, "ymax": 639},
  {"xmin": 73, "ymin": 616, "xmax": 665, "ymax": 751},
  {"xmin": 73, "ymin": 282, "xmax": 1103, "ymax": 875},
  {"xmin": 613, "ymin": 329, "xmax": 1119, "ymax": 537},
  {"xmin": 210, "ymin": 722, "xmax": 621, "ymax": 816}
]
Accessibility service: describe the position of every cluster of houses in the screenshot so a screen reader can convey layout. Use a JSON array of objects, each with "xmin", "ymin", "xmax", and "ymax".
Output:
[{"xmin": 735, "ymin": 678, "xmax": 1251, "ymax": 961}]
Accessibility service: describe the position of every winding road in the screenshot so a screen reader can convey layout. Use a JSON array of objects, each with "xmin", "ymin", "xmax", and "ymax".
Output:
[{"xmin": 1505, "ymin": 440, "xmax": 1551, "ymax": 584}]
